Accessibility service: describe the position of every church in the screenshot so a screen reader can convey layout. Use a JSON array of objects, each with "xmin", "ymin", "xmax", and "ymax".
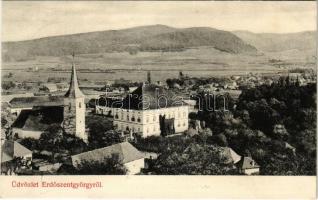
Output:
[{"xmin": 11, "ymin": 64, "xmax": 87, "ymax": 142}]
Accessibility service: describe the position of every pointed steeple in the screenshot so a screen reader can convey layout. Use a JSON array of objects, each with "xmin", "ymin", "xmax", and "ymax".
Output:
[{"xmin": 65, "ymin": 54, "xmax": 85, "ymax": 98}]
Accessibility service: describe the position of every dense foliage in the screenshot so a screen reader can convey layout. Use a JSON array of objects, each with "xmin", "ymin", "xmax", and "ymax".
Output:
[
  {"xmin": 74, "ymin": 154, "xmax": 127, "ymax": 175},
  {"xmin": 197, "ymin": 81, "xmax": 316, "ymax": 175},
  {"xmin": 86, "ymin": 115, "xmax": 123, "ymax": 149}
]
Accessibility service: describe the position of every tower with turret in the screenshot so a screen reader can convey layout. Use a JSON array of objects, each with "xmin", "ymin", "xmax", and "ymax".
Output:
[{"xmin": 63, "ymin": 55, "xmax": 87, "ymax": 142}]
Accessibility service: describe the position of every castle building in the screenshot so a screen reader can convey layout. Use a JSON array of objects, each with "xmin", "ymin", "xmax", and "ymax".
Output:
[
  {"xmin": 96, "ymin": 83, "xmax": 189, "ymax": 138},
  {"xmin": 10, "ymin": 63, "xmax": 87, "ymax": 141}
]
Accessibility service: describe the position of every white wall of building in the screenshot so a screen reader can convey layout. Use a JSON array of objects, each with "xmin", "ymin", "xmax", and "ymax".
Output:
[
  {"xmin": 12, "ymin": 128, "xmax": 42, "ymax": 139},
  {"xmin": 124, "ymin": 158, "xmax": 145, "ymax": 175},
  {"xmin": 111, "ymin": 106, "xmax": 189, "ymax": 138},
  {"xmin": 75, "ymin": 97, "xmax": 87, "ymax": 141},
  {"xmin": 243, "ymin": 168, "xmax": 260, "ymax": 175},
  {"xmin": 10, "ymin": 107, "xmax": 33, "ymax": 116}
]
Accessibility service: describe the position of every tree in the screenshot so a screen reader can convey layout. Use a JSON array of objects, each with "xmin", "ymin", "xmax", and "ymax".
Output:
[
  {"xmin": 2, "ymin": 81, "xmax": 15, "ymax": 90},
  {"xmin": 152, "ymin": 143, "xmax": 237, "ymax": 175},
  {"xmin": 87, "ymin": 115, "xmax": 120, "ymax": 149},
  {"xmin": 212, "ymin": 133, "xmax": 228, "ymax": 147},
  {"xmin": 39, "ymin": 124, "xmax": 64, "ymax": 161},
  {"xmin": 1, "ymin": 103, "xmax": 16, "ymax": 139},
  {"xmin": 75, "ymin": 154, "xmax": 127, "ymax": 175},
  {"xmin": 272, "ymin": 124, "xmax": 289, "ymax": 141}
]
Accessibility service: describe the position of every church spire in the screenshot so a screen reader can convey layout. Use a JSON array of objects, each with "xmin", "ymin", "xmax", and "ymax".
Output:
[{"xmin": 65, "ymin": 53, "xmax": 85, "ymax": 98}]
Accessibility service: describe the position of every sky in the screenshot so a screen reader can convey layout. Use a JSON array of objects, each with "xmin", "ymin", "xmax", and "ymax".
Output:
[{"xmin": 2, "ymin": 1, "xmax": 316, "ymax": 42}]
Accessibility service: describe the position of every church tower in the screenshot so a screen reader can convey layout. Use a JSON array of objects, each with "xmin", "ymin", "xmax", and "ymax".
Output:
[{"xmin": 63, "ymin": 55, "xmax": 87, "ymax": 142}]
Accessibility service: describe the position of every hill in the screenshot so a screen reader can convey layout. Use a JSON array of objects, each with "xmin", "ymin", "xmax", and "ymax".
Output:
[
  {"xmin": 233, "ymin": 30, "xmax": 316, "ymax": 53},
  {"xmin": 2, "ymin": 25, "xmax": 257, "ymax": 61}
]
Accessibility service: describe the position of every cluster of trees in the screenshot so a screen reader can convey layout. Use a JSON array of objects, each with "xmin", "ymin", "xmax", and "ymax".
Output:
[
  {"xmin": 166, "ymin": 76, "xmax": 231, "ymax": 90},
  {"xmin": 196, "ymin": 81, "xmax": 316, "ymax": 175},
  {"xmin": 86, "ymin": 115, "xmax": 123, "ymax": 150},
  {"xmin": 2, "ymin": 81, "xmax": 16, "ymax": 90},
  {"xmin": 133, "ymin": 134, "xmax": 239, "ymax": 175},
  {"xmin": 74, "ymin": 154, "xmax": 127, "ymax": 175},
  {"xmin": 20, "ymin": 124, "xmax": 88, "ymax": 162}
]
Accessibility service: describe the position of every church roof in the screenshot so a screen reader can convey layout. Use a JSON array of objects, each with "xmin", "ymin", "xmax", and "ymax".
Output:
[
  {"xmin": 1, "ymin": 141, "xmax": 32, "ymax": 163},
  {"xmin": 121, "ymin": 84, "xmax": 184, "ymax": 110},
  {"xmin": 64, "ymin": 65, "xmax": 85, "ymax": 98},
  {"xmin": 12, "ymin": 106, "xmax": 64, "ymax": 131},
  {"xmin": 71, "ymin": 142, "xmax": 144, "ymax": 167},
  {"xmin": 9, "ymin": 96, "xmax": 63, "ymax": 108}
]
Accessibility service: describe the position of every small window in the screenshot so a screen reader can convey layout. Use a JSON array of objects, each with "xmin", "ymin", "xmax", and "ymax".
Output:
[{"xmin": 79, "ymin": 102, "xmax": 81, "ymax": 108}]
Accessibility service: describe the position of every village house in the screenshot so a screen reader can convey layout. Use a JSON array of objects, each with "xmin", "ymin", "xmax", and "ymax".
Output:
[
  {"xmin": 71, "ymin": 142, "xmax": 145, "ymax": 175},
  {"xmin": 237, "ymin": 156, "xmax": 260, "ymax": 175},
  {"xmin": 39, "ymin": 83, "xmax": 58, "ymax": 93},
  {"xmin": 219, "ymin": 147, "xmax": 242, "ymax": 164},
  {"xmin": 1, "ymin": 140, "xmax": 33, "ymax": 175}
]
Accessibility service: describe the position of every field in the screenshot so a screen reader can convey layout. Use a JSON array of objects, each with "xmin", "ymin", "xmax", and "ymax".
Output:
[{"xmin": 2, "ymin": 47, "xmax": 315, "ymax": 83}]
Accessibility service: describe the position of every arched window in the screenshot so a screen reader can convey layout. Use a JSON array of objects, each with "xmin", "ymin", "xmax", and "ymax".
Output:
[
  {"xmin": 79, "ymin": 102, "xmax": 81, "ymax": 108},
  {"xmin": 137, "ymin": 117, "xmax": 141, "ymax": 122}
]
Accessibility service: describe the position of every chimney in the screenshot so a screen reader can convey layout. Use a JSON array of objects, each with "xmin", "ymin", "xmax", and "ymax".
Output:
[{"xmin": 147, "ymin": 71, "xmax": 151, "ymax": 84}]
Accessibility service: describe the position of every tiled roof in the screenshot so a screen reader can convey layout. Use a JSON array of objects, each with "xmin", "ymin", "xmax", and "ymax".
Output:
[
  {"xmin": 1, "ymin": 141, "xmax": 32, "ymax": 163},
  {"xmin": 11, "ymin": 106, "xmax": 64, "ymax": 131},
  {"xmin": 1, "ymin": 93, "xmax": 35, "ymax": 103},
  {"xmin": 237, "ymin": 156, "xmax": 260, "ymax": 169},
  {"xmin": 42, "ymin": 83, "xmax": 58, "ymax": 91},
  {"xmin": 220, "ymin": 147, "xmax": 241, "ymax": 164},
  {"xmin": 71, "ymin": 142, "xmax": 144, "ymax": 166},
  {"xmin": 121, "ymin": 84, "xmax": 185, "ymax": 110},
  {"xmin": 9, "ymin": 96, "xmax": 64, "ymax": 108}
]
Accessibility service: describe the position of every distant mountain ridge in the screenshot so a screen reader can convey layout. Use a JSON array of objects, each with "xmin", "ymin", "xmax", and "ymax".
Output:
[
  {"xmin": 232, "ymin": 30, "xmax": 316, "ymax": 52},
  {"xmin": 2, "ymin": 25, "xmax": 257, "ymax": 61}
]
